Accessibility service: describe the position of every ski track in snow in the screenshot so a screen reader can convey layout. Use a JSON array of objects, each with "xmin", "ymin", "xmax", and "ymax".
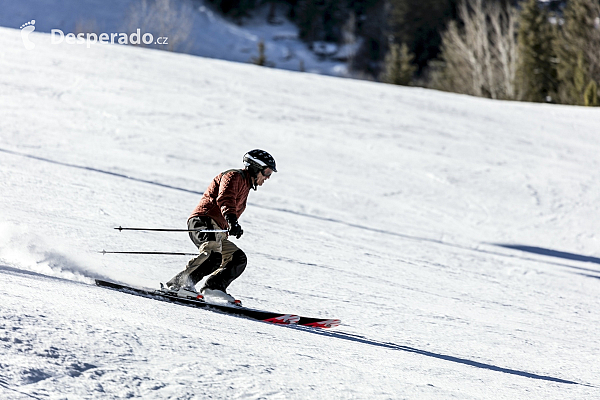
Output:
[{"xmin": 1, "ymin": 27, "xmax": 600, "ymax": 399}]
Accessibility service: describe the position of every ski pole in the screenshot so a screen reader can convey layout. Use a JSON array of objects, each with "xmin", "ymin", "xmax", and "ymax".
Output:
[
  {"xmin": 99, "ymin": 250, "xmax": 197, "ymax": 256},
  {"xmin": 114, "ymin": 226, "xmax": 227, "ymax": 233}
]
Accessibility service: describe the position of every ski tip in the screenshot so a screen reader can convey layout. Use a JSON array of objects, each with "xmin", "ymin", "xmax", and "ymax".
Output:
[{"xmin": 302, "ymin": 319, "xmax": 341, "ymax": 329}]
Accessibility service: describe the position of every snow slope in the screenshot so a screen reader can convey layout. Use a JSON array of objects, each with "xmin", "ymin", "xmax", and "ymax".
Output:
[
  {"xmin": 0, "ymin": 0, "xmax": 347, "ymax": 75},
  {"xmin": 1, "ymin": 27, "xmax": 600, "ymax": 399}
]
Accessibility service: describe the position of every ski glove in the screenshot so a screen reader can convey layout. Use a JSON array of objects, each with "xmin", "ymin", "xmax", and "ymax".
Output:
[{"xmin": 225, "ymin": 214, "xmax": 243, "ymax": 239}]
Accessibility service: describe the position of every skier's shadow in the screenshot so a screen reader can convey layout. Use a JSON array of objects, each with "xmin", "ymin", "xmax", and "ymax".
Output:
[
  {"xmin": 496, "ymin": 244, "xmax": 600, "ymax": 265},
  {"xmin": 290, "ymin": 327, "xmax": 588, "ymax": 386},
  {"xmin": 495, "ymin": 244, "xmax": 600, "ymax": 280}
]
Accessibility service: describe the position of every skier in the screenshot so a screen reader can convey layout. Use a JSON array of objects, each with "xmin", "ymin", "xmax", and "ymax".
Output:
[{"xmin": 166, "ymin": 149, "xmax": 277, "ymax": 304}]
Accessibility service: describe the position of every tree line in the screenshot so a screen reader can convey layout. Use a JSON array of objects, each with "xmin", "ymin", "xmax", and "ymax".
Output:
[
  {"xmin": 204, "ymin": 0, "xmax": 600, "ymax": 106},
  {"xmin": 426, "ymin": 0, "xmax": 600, "ymax": 106}
]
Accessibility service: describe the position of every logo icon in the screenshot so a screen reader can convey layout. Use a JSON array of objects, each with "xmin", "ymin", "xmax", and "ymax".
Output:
[{"xmin": 20, "ymin": 20, "xmax": 36, "ymax": 50}]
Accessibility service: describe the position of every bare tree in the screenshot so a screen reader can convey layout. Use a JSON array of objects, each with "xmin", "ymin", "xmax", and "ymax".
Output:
[
  {"xmin": 126, "ymin": 0, "xmax": 194, "ymax": 52},
  {"xmin": 489, "ymin": 2, "xmax": 518, "ymax": 99},
  {"xmin": 430, "ymin": 0, "xmax": 518, "ymax": 100}
]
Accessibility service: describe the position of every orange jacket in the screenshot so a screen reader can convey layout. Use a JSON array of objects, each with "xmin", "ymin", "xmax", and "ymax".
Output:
[{"xmin": 189, "ymin": 169, "xmax": 253, "ymax": 230}]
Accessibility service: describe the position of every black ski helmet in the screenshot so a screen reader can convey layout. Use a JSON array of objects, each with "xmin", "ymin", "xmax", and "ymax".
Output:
[{"xmin": 243, "ymin": 149, "xmax": 277, "ymax": 175}]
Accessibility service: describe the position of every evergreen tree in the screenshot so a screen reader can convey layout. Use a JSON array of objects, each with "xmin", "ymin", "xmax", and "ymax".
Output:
[
  {"xmin": 251, "ymin": 40, "xmax": 274, "ymax": 67},
  {"xmin": 554, "ymin": 0, "xmax": 600, "ymax": 105},
  {"xmin": 584, "ymin": 79, "xmax": 599, "ymax": 106},
  {"xmin": 209, "ymin": 0, "xmax": 257, "ymax": 18},
  {"xmin": 388, "ymin": 0, "xmax": 457, "ymax": 73},
  {"xmin": 380, "ymin": 42, "xmax": 416, "ymax": 85},
  {"xmin": 349, "ymin": 0, "xmax": 388, "ymax": 77},
  {"xmin": 295, "ymin": 0, "xmax": 324, "ymax": 42},
  {"xmin": 295, "ymin": 0, "xmax": 346, "ymax": 43},
  {"xmin": 516, "ymin": 0, "xmax": 557, "ymax": 102}
]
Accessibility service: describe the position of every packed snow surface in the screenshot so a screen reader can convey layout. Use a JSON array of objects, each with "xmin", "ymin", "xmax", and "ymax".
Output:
[{"xmin": 1, "ymin": 27, "xmax": 600, "ymax": 399}]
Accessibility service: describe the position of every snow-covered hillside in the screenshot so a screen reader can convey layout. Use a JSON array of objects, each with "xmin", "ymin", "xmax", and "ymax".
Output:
[
  {"xmin": 1, "ymin": 27, "xmax": 600, "ymax": 399},
  {"xmin": 0, "ymin": 0, "xmax": 347, "ymax": 76}
]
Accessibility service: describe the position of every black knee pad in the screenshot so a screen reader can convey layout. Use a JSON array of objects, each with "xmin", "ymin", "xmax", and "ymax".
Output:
[
  {"xmin": 208, "ymin": 251, "xmax": 223, "ymax": 269},
  {"xmin": 203, "ymin": 250, "xmax": 247, "ymax": 291},
  {"xmin": 227, "ymin": 250, "xmax": 247, "ymax": 281},
  {"xmin": 189, "ymin": 251, "xmax": 222, "ymax": 285},
  {"xmin": 231, "ymin": 250, "xmax": 247, "ymax": 268}
]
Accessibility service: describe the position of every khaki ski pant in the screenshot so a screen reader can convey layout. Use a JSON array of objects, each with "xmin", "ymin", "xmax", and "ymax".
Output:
[{"xmin": 167, "ymin": 217, "xmax": 246, "ymax": 291}]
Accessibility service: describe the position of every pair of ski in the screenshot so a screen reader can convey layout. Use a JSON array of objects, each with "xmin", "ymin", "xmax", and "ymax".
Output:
[{"xmin": 95, "ymin": 279, "xmax": 340, "ymax": 329}]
